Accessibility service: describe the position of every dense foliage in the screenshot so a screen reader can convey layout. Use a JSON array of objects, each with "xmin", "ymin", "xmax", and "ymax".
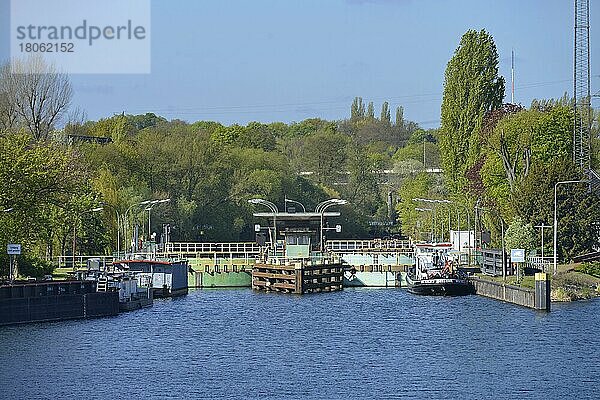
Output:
[
  {"xmin": 1, "ymin": 29, "xmax": 599, "ymax": 279},
  {"xmin": 440, "ymin": 29, "xmax": 505, "ymax": 194}
]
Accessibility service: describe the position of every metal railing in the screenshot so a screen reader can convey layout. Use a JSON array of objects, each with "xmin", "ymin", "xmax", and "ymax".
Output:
[
  {"xmin": 164, "ymin": 242, "xmax": 261, "ymax": 256},
  {"xmin": 256, "ymin": 254, "xmax": 344, "ymax": 266},
  {"xmin": 54, "ymin": 255, "xmax": 114, "ymax": 270},
  {"xmin": 326, "ymin": 239, "xmax": 413, "ymax": 252},
  {"xmin": 527, "ymin": 256, "xmax": 553, "ymax": 272}
]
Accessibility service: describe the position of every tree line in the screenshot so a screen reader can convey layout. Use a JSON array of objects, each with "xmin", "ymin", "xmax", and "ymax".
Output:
[
  {"xmin": 0, "ymin": 58, "xmax": 429, "ymax": 277},
  {"xmin": 398, "ymin": 29, "xmax": 600, "ymax": 262},
  {"xmin": 2, "ymin": 33, "xmax": 599, "ymax": 278}
]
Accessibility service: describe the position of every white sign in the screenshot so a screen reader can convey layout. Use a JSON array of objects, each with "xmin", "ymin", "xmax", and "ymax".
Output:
[
  {"xmin": 254, "ymin": 224, "xmax": 261, "ymax": 232},
  {"xmin": 511, "ymin": 249, "xmax": 525, "ymax": 263},
  {"xmin": 7, "ymin": 244, "xmax": 21, "ymax": 255},
  {"xmin": 335, "ymin": 224, "xmax": 342, "ymax": 233}
]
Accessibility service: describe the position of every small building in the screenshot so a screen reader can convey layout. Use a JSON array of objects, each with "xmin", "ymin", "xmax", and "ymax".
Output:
[{"xmin": 251, "ymin": 206, "xmax": 345, "ymax": 294}]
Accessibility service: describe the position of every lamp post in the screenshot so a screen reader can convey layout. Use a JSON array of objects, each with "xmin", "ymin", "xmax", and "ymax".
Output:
[
  {"xmin": 553, "ymin": 179, "xmax": 587, "ymax": 275},
  {"xmin": 73, "ymin": 207, "xmax": 103, "ymax": 270},
  {"xmin": 2, "ymin": 208, "xmax": 14, "ymax": 282},
  {"xmin": 145, "ymin": 199, "xmax": 171, "ymax": 240},
  {"xmin": 284, "ymin": 196, "xmax": 306, "ymax": 213},
  {"xmin": 413, "ymin": 198, "xmax": 452, "ymax": 242},
  {"xmin": 415, "ymin": 207, "xmax": 433, "ymax": 241},
  {"xmin": 534, "ymin": 224, "xmax": 552, "ymax": 261},
  {"xmin": 454, "ymin": 203, "xmax": 471, "ymax": 264},
  {"xmin": 123, "ymin": 200, "xmax": 153, "ymax": 253},
  {"xmin": 98, "ymin": 203, "xmax": 121, "ymax": 255},
  {"xmin": 316, "ymin": 199, "xmax": 347, "ymax": 252},
  {"xmin": 248, "ymin": 198, "xmax": 279, "ymax": 245},
  {"xmin": 476, "ymin": 205, "xmax": 506, "ymax": 280}
]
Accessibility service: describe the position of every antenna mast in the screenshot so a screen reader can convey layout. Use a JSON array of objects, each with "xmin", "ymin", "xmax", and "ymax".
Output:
[
  {"xmin": 511, "ymin": 49, "xmax": 515, "ymax": 104},
  {"xmin": 573, "ymin": 0, "xmax": 591, "ymax": 171}
]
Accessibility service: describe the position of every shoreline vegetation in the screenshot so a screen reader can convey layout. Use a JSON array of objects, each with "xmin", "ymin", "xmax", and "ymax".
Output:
[
  {"xmin": 476, "ymin": 262, "xmax": 600, "ymax": 302},
  {"xmin": 1, "ymin": 30, "xmax": 599, "ymax": 282}
]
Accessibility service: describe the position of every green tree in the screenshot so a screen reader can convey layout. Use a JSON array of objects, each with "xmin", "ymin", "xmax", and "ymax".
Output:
[
  {"xmin": 513, "ymin": 159, "xmax": 600, "ymax": 261},
  {"xmin": 343, "ymin": 144, "xmax": 381, "ymax": 215},
  {"xmin": 504, "ymin": 216, "xmax": 535, "ymax": 254},
  {"xmin": 380, "ymin": 102, "xmax": 391, "ymax": 126},
  {"xmin": 395, "ymin": 106, "xmax": 404, "ymax": 127},
  {"xmin": 480, "ymin": 104, "xmax": 573, "ymax": 219},
  {"xmin": 351, "ymin": 97, "xmax": 365, "ymax": 121},
  {"xmin": 440, "ymin": 29, "xmax": 505, "ymax": 193},
  {"xmin": 395, "ymin": 173, "xmax": 434, "ymax": 240},
  {"xmin": 0, "ymin": 132, "xmax": 93, "ymax": 274},
  {"xmin": 367, "ymin": 102, "xmax": 375, "ymax": 120},
  {"xmin": 302, "ymin": 130, "xmax": 349, "ymax": 184}
]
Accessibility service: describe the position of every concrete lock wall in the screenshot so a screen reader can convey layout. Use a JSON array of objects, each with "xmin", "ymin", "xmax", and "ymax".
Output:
[{"xmin": 469, "ymin": 277, "xmax": 550, "ymax": 311}]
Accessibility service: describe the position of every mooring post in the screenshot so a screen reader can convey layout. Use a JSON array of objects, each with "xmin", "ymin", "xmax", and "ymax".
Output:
[
  {"xmin": 534, "ymin": 272, "xmax": 551, "ymax": 311},
  {"xmin": 294, "ymin": 263, "xmax": 303, "ymax": 294}
]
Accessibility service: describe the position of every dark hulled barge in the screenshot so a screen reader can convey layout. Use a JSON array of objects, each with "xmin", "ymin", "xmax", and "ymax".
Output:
[{"xmin": 406, "ymin": 242, "xmax": 473, "ymax": 296}]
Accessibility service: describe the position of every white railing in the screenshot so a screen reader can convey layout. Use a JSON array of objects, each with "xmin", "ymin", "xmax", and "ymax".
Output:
[
  {"xmin": 326, "ymin": 239, "xmax": 413, "ymax": 252},
  {"xmin": 54, "ymin": 255, "xmax": 114, "ymax": 269},
  {"xmin": 164, "ymin": 242, "xmax": 261, "ymax": 255},
  {"xmin": 527, "ymin": 256, "xmax": 553, "ymax": 272}
]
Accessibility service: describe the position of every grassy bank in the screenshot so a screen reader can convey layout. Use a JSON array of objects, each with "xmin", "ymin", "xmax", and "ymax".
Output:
[{"xmin": 475, "ymin": 262, "xmax": 600, "ymax": 302}]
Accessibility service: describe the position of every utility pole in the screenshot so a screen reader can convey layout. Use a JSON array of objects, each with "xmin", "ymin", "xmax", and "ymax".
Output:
[{"xmin": 534, "ymin": 224, "xmax": 552, "ymax": 260}]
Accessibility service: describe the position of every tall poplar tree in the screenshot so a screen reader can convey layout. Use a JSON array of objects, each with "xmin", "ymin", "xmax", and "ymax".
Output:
[
  {"xmin": 367, "ymin": 102, "xmax": 375, "ymax": 120},
  {"xmin": 440, "ymin": 29, "xmax": 505, "ymax": 193},
  {"xmin": 380, "ymin": 102, "xmax": 391, "ymax": 125},
  {"xmin": 395, "ymin": 106, "xmax": 404, "ymax": 127}
]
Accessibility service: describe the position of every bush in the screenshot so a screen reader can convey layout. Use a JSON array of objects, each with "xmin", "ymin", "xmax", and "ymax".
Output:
[
  {"xmin": 575, "ymin": 262, "xmax": 600, "ymax": 278},
  {"xmin": 16, "ymin": 256, "xmax": 54, "ymax": 279}
]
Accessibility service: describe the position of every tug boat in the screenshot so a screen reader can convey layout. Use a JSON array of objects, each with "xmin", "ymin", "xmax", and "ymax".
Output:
[{"xmin": 406, "ymin": 242, "xmax": 473, "ymax": 296}]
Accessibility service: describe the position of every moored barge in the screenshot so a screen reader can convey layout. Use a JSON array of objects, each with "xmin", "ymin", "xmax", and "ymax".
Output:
[
  {"xmin": 407, "ymin": 242, "xmax": 473, "ymax": 296},
  {"xmin": 0, "ymin": 280, "xmax": 119, "ymax": 326},
  {"xmin": 113, "ymin": 259, "xmax": 189, "ymax": 297}
]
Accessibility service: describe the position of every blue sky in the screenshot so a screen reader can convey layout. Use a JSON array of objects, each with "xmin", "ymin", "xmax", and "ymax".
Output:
[{"xmin": 0, "ymin": 0, "xmax": 597, "ymax": 128}]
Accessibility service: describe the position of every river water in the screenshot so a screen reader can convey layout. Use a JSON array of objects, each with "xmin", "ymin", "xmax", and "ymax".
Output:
[{"xmin": 0, "ymin": 288, "xmax": 599, "ymax": 399}]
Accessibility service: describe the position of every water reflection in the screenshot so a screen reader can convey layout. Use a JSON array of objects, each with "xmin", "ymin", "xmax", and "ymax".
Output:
[{"xmin": 0, "ymin": 288, "xmax": 598, "ymax": 399}]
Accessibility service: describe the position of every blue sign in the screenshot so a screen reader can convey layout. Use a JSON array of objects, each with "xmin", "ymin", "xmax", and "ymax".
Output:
[
  {"xmin": 510, "ymin": 249, "xmax": 525, "ymax": 263},
  {"xmin": 7, "ymin": 244, "xmax": 21, "ymax": 255}
]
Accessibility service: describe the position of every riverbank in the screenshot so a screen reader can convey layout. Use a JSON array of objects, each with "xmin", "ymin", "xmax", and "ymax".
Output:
[
  {"xmin": 551, "ymin": 263, "xmax": 600, "ymax": 301},
  {"xmin": 474, "ymin": 263, "xmax": 600, "ymax": 302}
]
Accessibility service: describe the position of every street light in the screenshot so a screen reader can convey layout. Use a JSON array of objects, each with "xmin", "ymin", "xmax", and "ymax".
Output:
[
  {"xmin": 123, "ymin": 200, "xmax": 153, "ymax": 252},
  {"xmin": 476, "ymin": 205, "xmax": 506, "ymax": 281},
  {"xmin": 534, "ymin": 224, "xmax": 552, "ymax": 260},
  {"xmin": 453, "ymin": 203, "xmax": 472, "ymax": 264},
  {"xmin": 2, "ymin": 208, "xmax": 15, "ymax": 282},
  {"xmin": 284, "ymin": 196, "xmax": 306, "ymax": 213},
  {"xmin": 316, "ymin": 199, "xmax": 347, "ymax": 252},
  {"xmin": 73, "ymin": 207, "xmax": 103, "ymax": 270},
  {"xmin": 415, "ymin": 207, "xmax": 433, "ymax": 241},
  {"xmin": 413, "ymin": 198, "xmax": 452, "ymax": 242},
  {"xmin": 248, "ymin": 198, "xmax": 279, "ymax": 245},
  {"xmin": 553, "ymin": 179, "xmax": 588, "ymax": 275},
  {"xmin": 145, "ymin": 199, "xmax": 171, "ymax": 240}
]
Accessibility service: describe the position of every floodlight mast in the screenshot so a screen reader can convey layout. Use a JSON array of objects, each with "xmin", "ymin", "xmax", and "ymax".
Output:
[
  {"xmin": 248, "ymin": 198, "xmax": 279, "ymax": 245},
  {"xmin": 316, "ymin": 199, "xmax": 347, "ymax": 252}
]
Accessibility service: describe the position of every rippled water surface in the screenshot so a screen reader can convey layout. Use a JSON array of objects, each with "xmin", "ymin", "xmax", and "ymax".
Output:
[{"xmin": 1, "ymin": 288, "xmax": 599, "ymax": 399}]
